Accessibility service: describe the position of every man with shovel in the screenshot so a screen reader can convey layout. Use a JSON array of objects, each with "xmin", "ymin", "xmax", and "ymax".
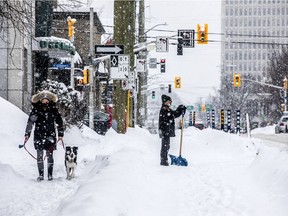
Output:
[{"xmin": 158, "ymin": 94, "xmax": 186, "ymax": 166}]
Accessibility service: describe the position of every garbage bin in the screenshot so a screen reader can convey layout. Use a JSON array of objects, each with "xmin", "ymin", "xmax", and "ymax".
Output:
[{"xmin": 83, "ymin": 111, "xmax": 110, "ymax": 135}]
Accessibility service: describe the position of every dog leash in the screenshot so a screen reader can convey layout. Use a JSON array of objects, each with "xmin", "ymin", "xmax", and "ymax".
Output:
[
  {"xmin": 19, "ymin": 139, "xmax": 66, "ymax": 160},
  {"xmin": 19, "ymin": 140, "xmax": 37, "ymax": 160}
]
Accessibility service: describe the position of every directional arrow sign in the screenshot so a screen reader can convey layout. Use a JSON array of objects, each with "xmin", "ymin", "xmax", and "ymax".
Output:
[{"xmin": 95, "ymin": 44, "xmax": 124, "ymax": 55}]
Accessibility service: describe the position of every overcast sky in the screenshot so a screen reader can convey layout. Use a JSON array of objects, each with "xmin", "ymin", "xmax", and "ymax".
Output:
[{"xmin": 88, "ymin": 0, "xmax": 222, "ymax": 104}]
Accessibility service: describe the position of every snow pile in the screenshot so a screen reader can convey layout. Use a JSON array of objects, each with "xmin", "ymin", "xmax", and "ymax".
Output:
[{"xmin": 0, "ymin": 96, "xmax": 288, "ymax": 216}]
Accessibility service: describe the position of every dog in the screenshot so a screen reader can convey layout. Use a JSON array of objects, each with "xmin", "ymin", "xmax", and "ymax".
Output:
[{"xmin": 65, "ymin": 146, "xmax": 78, "ymax": 180}]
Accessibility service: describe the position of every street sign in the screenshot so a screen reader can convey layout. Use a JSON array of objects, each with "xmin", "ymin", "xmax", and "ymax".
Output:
[
  {"xmin": 110, "ymin": 54, "xmax": 130, "ymax": 79},
  {"xmin": 128, "ymin": 70, "xmax": 136, "ymax": 90},
  {"xmin": 156, "ymin": 36, "xmax": 169, "ymax": 52},
  {"xmin": 149, "ymin": 58, "xmax": 157, "ymax": 69},
  {"xmin": 186, "ymin": 105, "xmax": 194, "ymax": 111},
  {"xmin": 95, "ymin": 44, "xmax": 124, "ymax": 55},
  {"xmin": 136, "ymin": 59, "xmax": 146, "ymax": 72},
  {"xmin": 122, "ymin": 79, "xmax": 128, "ymax": 90},
  {"xmin": 178, "ymin": 29, "xmax": 195, "ymax": 48}
]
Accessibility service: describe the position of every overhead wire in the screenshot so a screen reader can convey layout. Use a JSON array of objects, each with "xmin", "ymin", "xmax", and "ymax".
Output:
[{"xmin": 102, "ymin": 24, "xmax": 288, "ymax": 46}]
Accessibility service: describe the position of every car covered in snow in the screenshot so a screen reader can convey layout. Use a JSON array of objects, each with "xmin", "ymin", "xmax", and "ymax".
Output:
[
  {"xmin": 275, "ymin": 115, "xmax": 288, "ymax": 134},
  {"xmin": 83, "ymin": 111, "xmax": 110, "ymax": 135}
]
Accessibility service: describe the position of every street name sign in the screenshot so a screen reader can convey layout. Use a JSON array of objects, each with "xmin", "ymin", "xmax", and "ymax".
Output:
[
  {"xmin": 95, "ymin": 44, "xmax": 124, "ymax": 55},
  {"xmin": 110, "ymin": 54, "xmax": 130, "ymax": 79},
  {"xmin": 156, "ymin": 36, "xmax": 169, "ymax": 52}
]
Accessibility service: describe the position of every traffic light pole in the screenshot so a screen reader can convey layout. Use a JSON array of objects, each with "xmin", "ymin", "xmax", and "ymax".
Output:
[
  {"xmin": 242, "ymin": 78, "xmax": 283, "ymax": 90},
  {"xmin": 243, "ymin": 78, "xmax": 286, "ymax": 112}
]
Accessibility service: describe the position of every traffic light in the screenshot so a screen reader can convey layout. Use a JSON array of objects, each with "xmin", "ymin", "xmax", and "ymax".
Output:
[
  {"xmin": 197, "ymin": 24, "xmax": 208, "ymax": 44},
  {"xmin": 174, "ymin": 77, "xmax": 181, "ymax": 88},
  {"xmin": 75, "ymin": 78, "xmax": 83, "ymax": 86},
  {"xmin": 152, "ymin": 91, "xmax": 155, "ymax": 99},
  {"xmin": 67, "ymin": 16, "xmax": 76, "ymax": 42},
  {"xmin": 284, "ymin": 78, "xmax": 288, "ymax": 90},
  {"xmin": 83, "ymin": 68, "xmax": 90, "ymax": 85},
  {"xmin": 281, "ymin": 104, "xmax": 285, "ymax": 112},
  {"xmin": 168, "ymin": 84, "xmax": 172, "ymax": 93},
  {"xmin": 160, "ymin": 59, "xmax": 166, "ymax": 73},
  {"xmin": 177, "ymin": 37, "xmax": 183, "ymax": 55},
  {"xmin": 233, "ymin": 74, "xmax": 241, "ymax": 87},
  {"xmin": 201, "ymin": 104, "xmax": 206, "ymax": 112},
  {"xmin": 193, "ymin": 111, "xmax": 196, "ymax": 126}
]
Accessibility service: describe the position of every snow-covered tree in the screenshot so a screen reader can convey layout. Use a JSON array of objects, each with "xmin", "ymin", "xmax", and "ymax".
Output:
[{"xmin": 39, "ymin": 80, "xmax": 87, "ymax": 129}]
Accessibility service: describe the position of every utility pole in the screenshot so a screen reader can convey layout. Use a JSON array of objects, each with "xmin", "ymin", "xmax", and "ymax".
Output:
[
  {"xmin": 137, "ymin": 0, "xmax": 146, "ymax": 127},
  {"xmin": 113, "ymin": 0, "xmax": 136, "ymax": 133},
  {"xmin": 89, "ymin": 7, "xmax": 95, "ymax": 130}
]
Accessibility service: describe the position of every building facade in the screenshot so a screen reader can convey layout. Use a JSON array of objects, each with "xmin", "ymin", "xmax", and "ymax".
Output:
[
  {"xmin": 0, "ymin": 2, "xmax": 105, "ymax": 113},
  {"xmin": 52, "ymin": 11, "xmax": 105, "ymax": 66},
  {"xmin": 221, "ymin": 0, "xmax": 288, "ymax": 77},
  {"xmin": 0, "ymin": 0, "xmax": 33, "ymax": 113},
  {"xmin": 220, "ymin": 0, "xmax": 288, "ymax": 123}
]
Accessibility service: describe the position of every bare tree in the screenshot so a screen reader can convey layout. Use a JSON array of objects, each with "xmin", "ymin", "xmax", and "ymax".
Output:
[
  {"xmin": 266, "ymin": 46, "xmax": 288, "ymax": 118},
  {"xmin": 0, "ymin": 0, "xmax": 34, "ymax": 42}
]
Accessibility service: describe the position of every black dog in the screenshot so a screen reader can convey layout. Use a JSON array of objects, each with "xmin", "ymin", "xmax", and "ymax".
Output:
[{"xmin": 65, "ymin": 146, "xmax": 78, "ymax": 180}]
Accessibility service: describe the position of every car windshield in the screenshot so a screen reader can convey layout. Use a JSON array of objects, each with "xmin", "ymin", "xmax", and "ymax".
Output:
[{"xmin": 282, "ymin": 117, "xmax": 288, "ymax": 122}]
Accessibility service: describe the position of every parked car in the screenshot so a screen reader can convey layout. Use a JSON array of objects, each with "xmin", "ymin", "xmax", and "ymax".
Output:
[
  {"xmin": 275, "ymin": 115, "xmax": 288, "ymax": 134},
  {"xmin": 194, "ymin": 121, "xmax": 205, "ymax": 130},
  {"xmin": 83, "ymin": 111, "xmax": 110, "ymax": 135}
]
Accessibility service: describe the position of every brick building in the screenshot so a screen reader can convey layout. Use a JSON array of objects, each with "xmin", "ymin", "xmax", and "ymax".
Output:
[{"xmin": 52, "ymin": 11, "xmax": 105, "ymax": 66}]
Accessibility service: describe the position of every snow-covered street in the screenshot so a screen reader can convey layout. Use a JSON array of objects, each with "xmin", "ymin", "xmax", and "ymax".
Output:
[{"xmin": 1, "ymin": 97, "xmax": 288, "ymax": 216}]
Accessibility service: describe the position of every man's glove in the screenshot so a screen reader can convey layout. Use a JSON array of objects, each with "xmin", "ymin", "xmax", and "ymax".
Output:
[{"xmin": 177, "ymin": 105, "xmax": 187, "ymax": 114}]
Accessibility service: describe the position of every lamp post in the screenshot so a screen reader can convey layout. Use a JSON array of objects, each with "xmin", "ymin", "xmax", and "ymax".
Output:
[{"xmin": 143, "ymin": 23, "xmax": 167, "ymax": 40}]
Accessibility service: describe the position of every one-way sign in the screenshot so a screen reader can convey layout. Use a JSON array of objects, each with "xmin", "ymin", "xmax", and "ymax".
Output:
[{"xmin": 95, "ymin": 44, "xmax": 124, "ymax": 55}]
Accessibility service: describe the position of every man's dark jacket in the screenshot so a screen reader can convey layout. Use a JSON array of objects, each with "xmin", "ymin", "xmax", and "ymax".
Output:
[{"xmin": 158, "ymin": 104, "xmax": 183, "ymax": 138}]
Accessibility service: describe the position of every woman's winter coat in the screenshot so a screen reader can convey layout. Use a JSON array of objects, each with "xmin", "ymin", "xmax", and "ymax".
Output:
[
  {"xmin": 158, "ymin": 104, "xmax": 184, "ymax": 138},
  {"xmin": 25, "ymin": 91, "xmax": 64, "ymax": 150}
]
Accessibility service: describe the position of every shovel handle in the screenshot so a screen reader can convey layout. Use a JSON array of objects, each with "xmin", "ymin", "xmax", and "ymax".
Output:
[{"xmin": 179, "ymin": 115, "xmax": 184, "ymax": 156}]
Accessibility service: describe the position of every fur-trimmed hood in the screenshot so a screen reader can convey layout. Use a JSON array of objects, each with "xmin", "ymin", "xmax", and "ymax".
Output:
[{"xmin": 31, "ymin": 90, "xmax": 58, "ymax": 103}]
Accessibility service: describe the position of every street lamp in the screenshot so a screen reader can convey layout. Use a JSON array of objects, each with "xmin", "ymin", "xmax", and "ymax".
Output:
[
  {"xmin": 144, "ymin": 22, "xmax": 167, "ymax": 34},
  {"xmin": 143, "ymin": 23, "xmax": 167, "ymax": 39}
]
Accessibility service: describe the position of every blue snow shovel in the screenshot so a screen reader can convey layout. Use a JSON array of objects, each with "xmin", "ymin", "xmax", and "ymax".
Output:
[{"xmin": 169, "ymin": 113, "xmax": 188, "ymax": 166}]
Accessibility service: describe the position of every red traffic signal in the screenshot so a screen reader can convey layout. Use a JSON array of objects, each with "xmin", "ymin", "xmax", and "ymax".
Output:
[{"xmin": 160, "ymin": 59, "xmax": 166, "ymax": 73}]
